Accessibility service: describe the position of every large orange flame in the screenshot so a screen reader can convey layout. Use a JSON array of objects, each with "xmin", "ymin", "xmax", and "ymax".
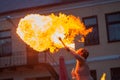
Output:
[{"xmin": 16, "ymin": 13, "xmax": 92, "ymax": 53}]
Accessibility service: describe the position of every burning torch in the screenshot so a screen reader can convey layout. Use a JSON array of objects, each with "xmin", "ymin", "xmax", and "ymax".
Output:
[{"xmin": 58, "ymin": 37, "xmax": 70, "ymax": 51}]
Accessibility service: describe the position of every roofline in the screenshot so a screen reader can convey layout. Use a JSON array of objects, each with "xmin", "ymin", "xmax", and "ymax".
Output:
[
  {"xmin": 0, "ymin": 0, "xmax": 86, "ymax": 16},
  {"xmin": 0, "ymin": 0, "xmax": 119, "ymax": 21}
]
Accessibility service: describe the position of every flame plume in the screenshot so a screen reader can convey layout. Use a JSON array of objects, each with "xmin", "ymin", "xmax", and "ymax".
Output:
[{"xmin": 16, "ymin": 13, "xmax": 92, "ymax": 53}]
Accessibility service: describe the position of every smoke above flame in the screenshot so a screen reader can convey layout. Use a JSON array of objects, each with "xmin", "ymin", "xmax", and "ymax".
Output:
[{"xmin": 16, "ymin": 13, "xmax": 92, "ymax": 53}]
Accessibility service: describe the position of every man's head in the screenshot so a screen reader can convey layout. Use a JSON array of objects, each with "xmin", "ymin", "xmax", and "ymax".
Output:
[{"xmin": 76, "ymin": 48, "xmax": 89, "ymax": 59}]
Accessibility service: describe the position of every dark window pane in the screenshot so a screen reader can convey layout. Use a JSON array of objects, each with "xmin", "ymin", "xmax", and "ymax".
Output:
[
  {"xmin": 106, "ymin": 12, "xmax": 120, "ymax": 42},
  {"xmin": 0, "ymin": 31, "xmax": 11, "ymax": 38},
  {"xmin": 0, "ymin": 30, "xmax": 12, "ymax": 57},
  {"xmin": 107, "ymin": 13, "xmax": 120, "ymax": 22},
  {"xmin": 85, "ymin": 25, "xmax": 99, "ymax": 45},
  {"xmin": 90, "ymin": 70, "xmax": 97, "ymax": 80},
  {"xmin": 84, "ymin": 18, "xmax": 97, "ymax": 26},
  {"xmin": 108, "ymin": 23, "xmax": 120, "ymax": 41},
  {"xmin": 111, "ymin": 67, "xmax": 120, "ymax": 80},
  {"xmin": 83, "ymin": 16, "xmax": 99, "ymax": 46}
]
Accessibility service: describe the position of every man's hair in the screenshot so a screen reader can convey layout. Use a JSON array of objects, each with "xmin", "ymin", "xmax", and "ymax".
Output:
[{"xmin": 76, "ymin": 48, "xmax": 89, "ymax": 59}]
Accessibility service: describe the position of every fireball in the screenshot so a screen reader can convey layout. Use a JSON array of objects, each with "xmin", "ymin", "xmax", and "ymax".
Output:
[{"xmin": 16, "ymin": 13, "xmax": 92, "ymax": 53}]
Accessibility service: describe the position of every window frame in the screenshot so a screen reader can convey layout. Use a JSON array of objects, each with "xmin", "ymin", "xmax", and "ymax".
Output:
[
  {"xmin": 105, "ymin": 11, "xmax": 120, "ymax": 43},
  {"xmin": 82, "ymin": 15, "xmax": 100, "ymax": 46},
  {"xmin": 0, "ymin": 29, "xmax": 12, "ymax": 57},
  {"xmin": 90, "ymin": 70, "xmax": 97, "ymax": 80},
  {"xmin": 111, "ymin": 67, "xmax": 120, "ymax": 80}
]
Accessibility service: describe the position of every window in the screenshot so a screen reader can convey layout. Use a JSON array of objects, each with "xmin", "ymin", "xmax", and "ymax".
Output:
[
  {"xmin": 105, "ymin": 12, "xmax": 120, "ymax": 42},
  {"xmin": 0, "ymin": 30, "xmax": 12, "ymax": 57},
  {"xmin": 83, "ymin": 16, "xmax": 99, "ymax": 46},
  {"xmin": 90, "ymin": 70, "xmax": 97, "ymax": 80},
  {"xmin": 111, "ymin": 67, "xmax": 120, "ymax": 80}
]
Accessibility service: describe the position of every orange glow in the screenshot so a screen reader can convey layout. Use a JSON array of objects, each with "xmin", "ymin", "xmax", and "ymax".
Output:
[{"xmin": 16, "ymin": 13, "xmax": 92, "ymax": 53}]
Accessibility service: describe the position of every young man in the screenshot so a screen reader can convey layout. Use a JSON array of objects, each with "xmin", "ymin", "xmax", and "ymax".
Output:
[
  {"xmin": 59, "ymin": 37, "xmax": 93, "ymax": 80},
  {"xmin": 68, "ymin": 48, "xmax": 93, "ymax": 80}
]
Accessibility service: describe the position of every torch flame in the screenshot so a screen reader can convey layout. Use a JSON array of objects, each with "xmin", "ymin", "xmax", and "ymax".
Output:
[
  {"xmin": 101, "ymin": 73, "xmax": 106, "ymax": 80},
  {"xmin": 16, "ymin": 13, "xmax": 92, "ymax": 53}
]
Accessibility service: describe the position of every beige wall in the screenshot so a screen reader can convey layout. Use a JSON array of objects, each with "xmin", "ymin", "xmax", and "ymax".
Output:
[
  {"xmin": 44, "ymin": 1, "xmax": 120, "ymax": 80},
  {"xmin": 0, "ymin": 0, "xmax": 120, "ymax": 80}
]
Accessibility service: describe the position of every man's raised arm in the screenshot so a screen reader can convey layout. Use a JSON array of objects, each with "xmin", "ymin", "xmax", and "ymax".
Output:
[{"xmin": 58, "ymin": 37, "xmax": 85, "ymax": 62}]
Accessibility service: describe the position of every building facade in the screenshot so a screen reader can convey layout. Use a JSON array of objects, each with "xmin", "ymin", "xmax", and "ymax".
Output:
[{"xmin": 0, "ymin": 0, "xmax": 120, "ymax": 80}]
